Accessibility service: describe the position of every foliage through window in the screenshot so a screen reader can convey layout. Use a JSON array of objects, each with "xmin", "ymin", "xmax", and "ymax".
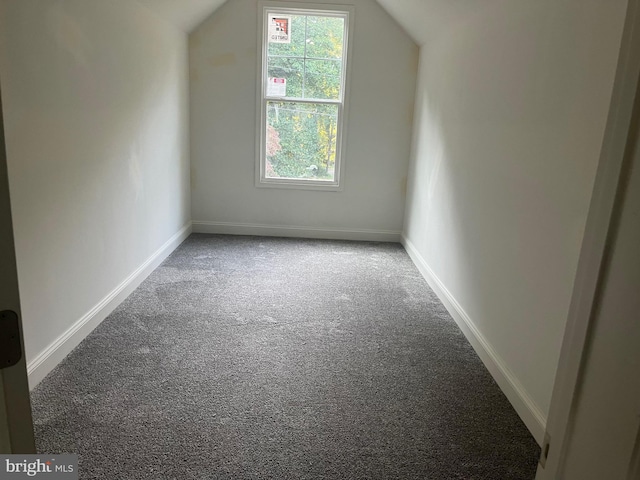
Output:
[{"xmin": 257, "ymin": 4, "xmax": 351, "ymax": 189}]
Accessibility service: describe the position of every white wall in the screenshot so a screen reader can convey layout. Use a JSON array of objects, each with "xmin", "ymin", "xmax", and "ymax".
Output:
[
  {"xmin": 403, "ymin": 0, "xmax": 627, "ymax": 441},
  {"xmin": 0, "ymin": 0, "xmax": 191, "ymax": 385},
  {"xmin": 137, "ymin": 0, "xmax": 228, "ymax": 33},
  {"xmin": 189, "ymin": 0, "xmax": 417, "ymax": 240}
]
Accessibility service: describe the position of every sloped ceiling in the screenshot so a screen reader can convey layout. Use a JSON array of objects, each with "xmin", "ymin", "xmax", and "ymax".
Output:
[
  {"xmin": 137, "ymin": 0, "xmax": 469, "ymax": 42},
  {"xmin": 376, "ymin": 0, "xmax": 503, "ymax": 45},
  {"xmin": 136, "ymin": 0, "xmax": 228, "ymax": 32}
]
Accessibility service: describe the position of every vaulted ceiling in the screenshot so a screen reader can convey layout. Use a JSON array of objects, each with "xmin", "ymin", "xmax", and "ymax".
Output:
[
  {"xmin": 375, "ymin": 0, "xmax": 506, "ymax": 45},
  {"xmin": 135, "ymin": 0, "xmax": 482, "ymax": 45},
  {"xmin": 136, "ymin": 0, "xmax": 228, "ymax": 33}
]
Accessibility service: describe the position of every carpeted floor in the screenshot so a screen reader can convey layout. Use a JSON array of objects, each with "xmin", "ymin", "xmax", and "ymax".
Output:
[{"xmin": 31, "ymin": 234, "xmax": 539, "ymax": 479}]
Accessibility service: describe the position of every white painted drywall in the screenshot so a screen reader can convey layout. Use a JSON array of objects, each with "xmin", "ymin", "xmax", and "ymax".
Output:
[
  {"xmin": 403, "ymin": 0, "xmax": 627, "ymax": 425},
  {"xmin": 376, "ymin": 0, "xmax": 499, "ymax": 47},
  {"xmin": 189, "ymin": 0, "xmax": 417, "ymax": 237},
  {"xmin": 0, "ymin": 0, "xmax": 191, "ymax": 369},
  {"xmin": 136, "ymin": 0, "xmax": 228, "ymax": 33}
]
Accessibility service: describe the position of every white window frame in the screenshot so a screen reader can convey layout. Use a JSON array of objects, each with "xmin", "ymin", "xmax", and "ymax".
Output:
[{"xmin": 256, "ymin": 1, "xmax": 354, "ymax": 191}]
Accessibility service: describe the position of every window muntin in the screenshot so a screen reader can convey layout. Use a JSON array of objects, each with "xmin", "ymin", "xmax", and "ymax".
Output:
[{"xmin": 258, "ymin": 5, "xmax": 351, "ymax": 189}]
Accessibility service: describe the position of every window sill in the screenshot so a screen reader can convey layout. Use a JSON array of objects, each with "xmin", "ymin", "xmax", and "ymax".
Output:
[{"xmin": 256, "ymin": 178, "xmax": 343, "ymax": 191}]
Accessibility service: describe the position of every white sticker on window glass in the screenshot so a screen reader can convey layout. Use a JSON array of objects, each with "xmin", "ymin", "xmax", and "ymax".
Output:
[
  {"xmin": 267, "ymin": 77, "xmax": 287, "ymax": 97},
  {"xmin": 268, "ymin": 14, "xmax": 292, "ymax": 43}
]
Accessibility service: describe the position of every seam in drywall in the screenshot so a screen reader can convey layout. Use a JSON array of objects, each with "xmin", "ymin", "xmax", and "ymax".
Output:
[
  {"xmin": 192, "ymin": 220, "xmax": 401, "ymax": 242},
  {"xmin": 401, "ymin": 234, "xmax": 546, "ymax": 445},
  {"xmin": 26, "ymin": 222, "xmax": 193, "ymax": 389}
]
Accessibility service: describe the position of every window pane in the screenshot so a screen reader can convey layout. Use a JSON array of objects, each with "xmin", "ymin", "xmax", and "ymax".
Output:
[
  {"xmin": 305, "ymin": 16, "xmax": 344, "ymax": 59},
  {"xmin": 304, "ymin": 59, "xmax": 341, "ymax": 100},
  {"xmin": 261, "ymin": 9, "xmax": 348, "ymax": 187},
  {"xmin": 266, "ymin": 101, "xmax": 339, "ymax": 181},
  {"xmin": 267, "ymin": 57, "xmax": 304, "ymax": 98},
  {"xmin": 266, "ymin": 12, "xmax": 345, "ymax": 101}
]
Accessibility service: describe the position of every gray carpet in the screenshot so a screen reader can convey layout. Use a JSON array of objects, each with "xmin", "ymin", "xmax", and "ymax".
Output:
[{"xmin": 31, "ymin": 234, "xmax": 539, "ymax": 479}]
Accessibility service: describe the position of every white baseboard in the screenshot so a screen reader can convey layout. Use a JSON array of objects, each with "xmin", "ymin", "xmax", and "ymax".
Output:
[
  {"xmin": 27, "ymin": 222, "xmax": 193, "ymax": 389},
  {"xmin": 401, "ymin": 234, "xmax": 546, "ymax": 445},
  {"xmin": 192, "ymin": 220, "xmax": 401, "ymax": 243}
]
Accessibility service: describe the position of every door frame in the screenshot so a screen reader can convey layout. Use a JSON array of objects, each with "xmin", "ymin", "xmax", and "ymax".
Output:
[
  {"xmin": 0, "ymin": 80, "xmax": 36, "ymax": 453},
  {"xmin": 536, "ymin": 0, "xmax": 640, "ymax": 477}
]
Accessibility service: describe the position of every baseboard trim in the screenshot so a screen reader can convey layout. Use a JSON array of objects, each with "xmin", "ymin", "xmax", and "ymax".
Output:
[
  {"xmin": 401, "ymin": 234, "xmax": 546, "ymax": 445},
  {"xmin": 27, "ymin": 222, "xmax": 193, "ymax": 389},
  {"xmin": 192, "ymin": 220, "xmax": 401, "ymax": 243}
]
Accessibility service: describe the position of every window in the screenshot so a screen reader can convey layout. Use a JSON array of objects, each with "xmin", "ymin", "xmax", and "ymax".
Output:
[{"xmin": 257, "ymin": 2, "xmax": 353, "ymax": 190}]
